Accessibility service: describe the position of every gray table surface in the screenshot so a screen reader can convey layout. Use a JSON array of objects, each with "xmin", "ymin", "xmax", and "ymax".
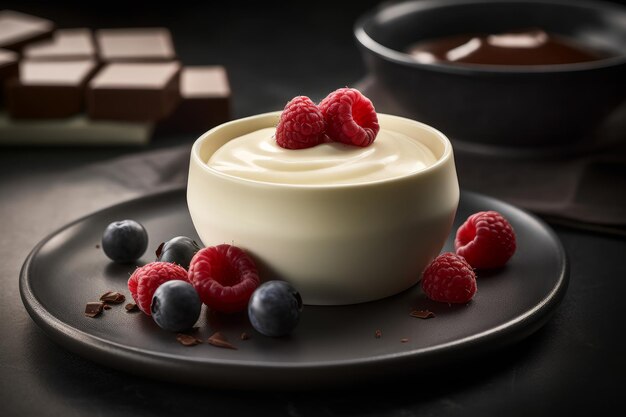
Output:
[{"xmin": 1, "ymin": 1, "xmax": 625, "ymax": 416}]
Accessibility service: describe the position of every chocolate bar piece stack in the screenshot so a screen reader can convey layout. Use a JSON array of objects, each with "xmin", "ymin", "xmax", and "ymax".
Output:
[{"xmin": 0, "ymin": 10, "xmax": 232, "ymax": 145}]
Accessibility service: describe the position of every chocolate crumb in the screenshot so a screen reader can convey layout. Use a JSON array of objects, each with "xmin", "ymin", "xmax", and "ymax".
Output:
[
  {"xmin": 85, "ymin": 302, "xmax": 105, "ymax": 318},
  {"xmin": 410, "ymin": 310, "xmax": 435, "ymax": 319},
  {"xmin": 125, "ymin": 303, "xmax": 139, "ymax": 312},
  {"xmin": 95, "ymin": 244, "xmax": 100, "ymax": 249},
  {"xmin": 375, "ymin": 329, "xmax": 382, "ymax": 339},
  {"xmin": 177, "ymin": 333, "xmax": 202, "ymax": 346},
  {"xmin": 240, "ymin": 332, "xmax": 250, "ymax": 341},
  {"xmin": 207, "ymin": 332, "xmax": 237, "ymax": 350},
  {"xmin": 100, "ymin": 291, "xmax": 126, "ymax": 304},
  {"xmin": 401, "ymin": 338, "xmax": 409, "ymax": 343},
  {"xmin": 103, "ymin": 304, "xmax": 112, "ymax": 310}
]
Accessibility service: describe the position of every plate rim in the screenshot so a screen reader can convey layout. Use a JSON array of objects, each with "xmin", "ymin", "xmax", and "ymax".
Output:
[{"xmin": 19, "ymin": 187, "xmax": 569, "ymax": 377}]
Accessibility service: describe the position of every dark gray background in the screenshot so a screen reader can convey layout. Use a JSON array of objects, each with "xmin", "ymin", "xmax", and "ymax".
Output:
[{"xmin": 1, "ymin": 1, "xmax": 625, "ymax": 416}]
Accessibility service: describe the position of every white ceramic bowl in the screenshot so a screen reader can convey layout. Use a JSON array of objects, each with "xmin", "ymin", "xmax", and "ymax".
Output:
[{"xmin": 187, "ymin": 112, "xmax": 459, "ymax": 305}]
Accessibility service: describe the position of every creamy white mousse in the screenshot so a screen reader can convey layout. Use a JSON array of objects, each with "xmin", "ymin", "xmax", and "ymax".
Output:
[
  {"xmin": 188, "ymin": 112, "xmax": 459, "ymax": 305},
  {"xmin": 206, "ymin": 127, "xmax": 436, "ymax": 185}
]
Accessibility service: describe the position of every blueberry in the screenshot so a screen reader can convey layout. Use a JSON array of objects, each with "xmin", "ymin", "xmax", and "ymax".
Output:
[
  {"xmin": 248, "ymin": 281, "xmax": 303, "ymax": 337},
  {"xmin": 151, "ymin": 280, "xmax": 202, "ymax": 332},
  {"xmin": 156, "ymin": 236, "xmax": 201, "ymax": 269},
  {"xmin": 102, "ymin": 219, "xmax": 148, "ymax": 263}
]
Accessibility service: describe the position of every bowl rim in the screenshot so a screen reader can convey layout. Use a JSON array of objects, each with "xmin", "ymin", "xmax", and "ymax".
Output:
[
  {"xmin": 354, "ymin": 0, "xmax": 626, "ymax": 75},
  {"xmin": 190, "ymin": 111, "xmax": 454, "ymax": 190}
]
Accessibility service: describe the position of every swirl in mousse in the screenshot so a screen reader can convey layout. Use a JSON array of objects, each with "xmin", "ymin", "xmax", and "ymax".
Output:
[
  {"xmin": 187, "ymin": 112, "xmax": 459, "ymax": 305},
  {"xmin": 207, "ymin": 127, "xmax": 437, "ymax": 186}
]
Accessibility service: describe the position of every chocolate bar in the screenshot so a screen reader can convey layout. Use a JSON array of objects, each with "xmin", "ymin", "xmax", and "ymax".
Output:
[
  {"xmin": 0, "ymin": 11, "xmax": 234, "ymax": 144},
  {"xmin": 96, "ymin": 28, "xmax": 176, "ymax": 62},
  {"xmin": 86, "ymin": 62, "xmax": 181, "ymax": 121},
  {"xmin": 6, "ymin": 59, "xmax": 98, "ymax": 118},
  {"xmin": 23, "ymin": 28, "xmax": 96, "ymax": 61},
  {"xmin": 0, "ymin": 10, "xmax": 54, "ymax": 51},
  {"xmin": 158, "ymin": 66, "xmax": 232, "ymax": 133}
]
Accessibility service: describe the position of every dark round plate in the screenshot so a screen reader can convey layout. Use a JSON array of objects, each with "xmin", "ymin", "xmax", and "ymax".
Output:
[{"xmin": 20, "ymin": 188, "xmax": 568, "ymax": 389}]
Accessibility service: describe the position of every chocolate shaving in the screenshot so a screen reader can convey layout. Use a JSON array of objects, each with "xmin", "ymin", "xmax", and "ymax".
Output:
[
  {"xmin": 240, "ymin": 332, "xmax": 250, "ymax": 341},
  {"xmin": 401, "ymin": 338, "xmax": 409, "ymax": 343},
  {"xmin": 103, "ymin": 304, "xmax": 112, "ymax": 310},
  {"xmin": 100, "ymin": 291, "xmax": 126, "ymax": 304},
  {"xmin": 155, "ymin": 241, "xmax": 165, "ymax": 258},
  {"xmin": 375, "ymin": 329, "xmax": 382, "ymax": 339},
  {"xmin": 176, "ymin": 333, "xmax": 202, "ymax": 346},
  {"xmin": 85, "ymin": 302, "xmax": 104, "ymax": 318},
  {"xmin": 410, "ymin": 310, "xmax": 435, "ymax": 319},
  {"xmin": 207, "ymin": 332, "xmax": 237, "ymax": 350},
  {"xmin": 125, "ymin": 303, "xmax": 139, "ymax": 312}
]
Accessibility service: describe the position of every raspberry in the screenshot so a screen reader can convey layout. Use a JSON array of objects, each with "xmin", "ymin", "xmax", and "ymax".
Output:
[
  {"xmin": 127, "ymin": 262, "xmax": 189, "ymax": 316},
  {"xmin": 188, "ymin": 244, "xmax": 260, "ymax": 313},
  {"xmin": 455, "ymin": 211, "xmax": 517, "ymax": 269},
  {"xmin": 275, "ymin": 96, "xmax": 326, "ymax": 149},
  {"xmin": 421, "ymin": 252, "xmax": 477, "ymax": 304},
  {"xmin": 318, "ymin": 87, "xmax": 379, "ymax": 147}
]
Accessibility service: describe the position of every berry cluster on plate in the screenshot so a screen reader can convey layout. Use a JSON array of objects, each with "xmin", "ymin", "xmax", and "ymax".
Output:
[
  {"xmin": 101, "ymin": 223, "xmax": 302, "ymax": 338},
  {"xmin": 422, "ymin": 211, "xmax": 517, "ymax": 304},
  {"xmin": 99, "ymin": 208, "xmax": 517, "ymax": 342}
]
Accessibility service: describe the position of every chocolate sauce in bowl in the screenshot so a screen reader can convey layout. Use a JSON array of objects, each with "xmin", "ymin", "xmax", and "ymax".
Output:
[{"xmin": 406, "ymin": 29, "xmax": 605, "ymax": 66}]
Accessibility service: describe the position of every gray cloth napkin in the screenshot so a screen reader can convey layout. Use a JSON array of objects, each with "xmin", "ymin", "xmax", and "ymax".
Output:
[
  {"xmin": 357, "ymin": 77, "xmax": 626, "ymax": 235},
  {"xmin": 3, "ymin": 146, "xmax": 191, "ymax": 237}
]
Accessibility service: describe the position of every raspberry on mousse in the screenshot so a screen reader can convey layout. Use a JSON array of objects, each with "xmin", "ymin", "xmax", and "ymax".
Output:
[
  {"xmin": 319, "ymin": 87, "xmax": 380, "ymax": 147},
  {"xmin": 275, "ymin": 96, "xmax": 326, "ymax": 150}
]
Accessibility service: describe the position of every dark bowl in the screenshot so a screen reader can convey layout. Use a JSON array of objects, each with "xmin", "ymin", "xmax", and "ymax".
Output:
[{"xmin": 355, "ymin": 0, "xmax": 626, "ymax": 147}]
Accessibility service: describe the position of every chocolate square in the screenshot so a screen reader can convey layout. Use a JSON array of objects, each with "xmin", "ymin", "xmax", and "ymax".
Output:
[
  {"xmin": 158, "ymin": 66, "xmax": 231, "ymax": 133},
  {"xmin": 6, "ymin": 59, "xmax": 98, "ymax": 119},
  {"xmin": 23, "ymin": 28, "xmax": 96, "ymax": 61},
  {"xmin": 0, "ymin": 10, "xmax": 54, "ymax": 52},
  {"xmin": 96, "ymin": 28, "xmax": 176, "ymax": 62},
  {"xmin": 87, "ymin": 62, "xmax": 181, "ymax": 121}
]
